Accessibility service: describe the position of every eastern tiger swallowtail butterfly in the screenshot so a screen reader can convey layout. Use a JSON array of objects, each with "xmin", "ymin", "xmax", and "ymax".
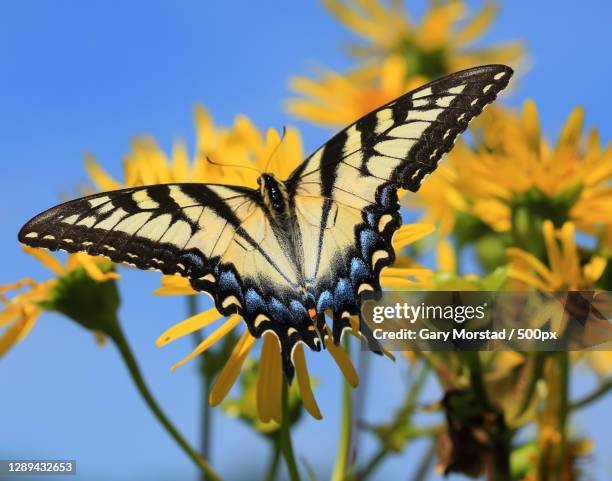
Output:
[{"xmin": 19, "ymin": 65, "xmax": 513, "ymax": 379}]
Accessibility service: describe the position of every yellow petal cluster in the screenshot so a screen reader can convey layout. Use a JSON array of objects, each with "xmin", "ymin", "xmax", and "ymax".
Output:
[{"xmin": 411, "ymin": 101, "xmax": 612, "ymax": 240}]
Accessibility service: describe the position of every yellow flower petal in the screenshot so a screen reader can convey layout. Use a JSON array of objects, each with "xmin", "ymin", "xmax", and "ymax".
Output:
[
  {"xmin": 584, "ymin": 256, "xmax": 606, "ymax": 284},
  {"xmin": 171, "ymin": 315, "xmax": 241, "ymax": 370},
  {"xmin": 0, "ymin": 308, "xmax": 40, "ymax": 357},
  {"xmin": 507, "ymin": 268, "xmax": 550, "ymax": 291},
  {"xmin": 72, "ymin": 253, "xmax": 120, "ymax": 282},
  {"xmin": 323, "ymin": 0, "xmax": 390, "ymax": 44},
  {"xmin": 522, "ymin": 99, "xmax": 541, "ymax": 156},
  {"xmin": 380, "ymin": 277, "xmax": 421, "ymax": 287},
  {"xmin": 0, "ymin": 278, "xmax": 36, "ymax": 299},
  {"xmin": 455, "ymin": 1, "xmax": 497, "ymax": 46},
  {"xmin": 418, "ymin": 1, "xmax": 464, "ymax": 49},
  {"xmin": 156, "ymin": 307, "xmax": 223, "ymax": 347},
  {"xmin": 15, "ymin": 306, "xmax": 40, "ymax": 342},
  {"xmin": 437, "ymin": 237, "xmax": 456, "ymax": 274},
  {"xmin": 542, "ymin": 221, "xmax": 562, "ymax": 278},
  {"xmin": 194, "ymin": 105, "xmax": 215, "ymax": 153},
  {"xmin": 392, "ymin": 224, "xmax": 435, "ymax": 250},
  {"xmin": 209, "ymin": 330, "xmax": 256, "ymax": 406},
  {"xmin": 154, "ymin": 276, "xmax": 197, "ymax": 296},
  {"xmin": 22, "ymin": 246, "xmax": 65, "ymax": 276},
  {"xmin": 234, "ymin": 115, "xmax": 265, "ymax": 160},
  {"xmin": 0, "ymin": 304, "xmax": 22, "ymax": 327},
  {"xmin": 0, "ymin": 317, "xmax": 27, "ymax": 357},
  {"xmin": 380, "ymin": 267, "xmax": 432, "ymax": 278},
  {"xmin": 268, "ymin": 344, "xmax": 284, "ymax": 423},
  {"xmin": 555, "ymin": 106, "xmax": 584, "ymax": 158},
  {"xmin": 84, "ymin": 153, "xmax": 122, "ymax": 191},
  {"xmin": 380, "ymin": 55, "xmax": 405, "ymax": 96},
  {"xmin": 560, "ymin": 223, "xmax": 579, "ymax": 286},
  {"xmin": 506, "ymin": 247, "xmax": 557, "ymax": 287},
  {"xmin": 327, "ymin": 339, "xmax": 359, "ymax": 388},
  {"xmin": 293, "ymin": 343, "xmax": 322, "ymax": 420},
  {"xmin": 171, "ymin": 140, "xmax": 190, "ymax": 182},
  {"xmin": 257, "ymin": 332, "xmax": 283, "ymax": 423}
]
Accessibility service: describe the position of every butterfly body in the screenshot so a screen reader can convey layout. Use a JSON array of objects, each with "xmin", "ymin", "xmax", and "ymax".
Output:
[{"xmin": 19, "ymin": 65, "xmax": 513, "ymax": 379}]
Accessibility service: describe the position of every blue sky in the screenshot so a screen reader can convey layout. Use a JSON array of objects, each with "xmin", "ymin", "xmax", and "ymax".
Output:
[{"xmin": 1, "ymin": 1, "xmax": 611, "ymax": 480}]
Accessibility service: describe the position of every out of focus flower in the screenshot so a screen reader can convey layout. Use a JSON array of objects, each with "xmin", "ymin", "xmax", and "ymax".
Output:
[
  {"xmin": 288, "ymin": 0, "xmax": 523, "ymax": 127},
  {"xmin": 323, "ymin": 0, "xmax": 523, "ymax": 75},
  {"xmin": 507, "ymin": 221, "xmax": 606, "ymax": 291},
  {"xmin": 406, "ymin": 101, "xmax": 612, "ymax": 272},
  {"xmin": 287, "ymin": 55, "xmax": 426, "ymax": 127},
  {"xmin": 424, "ymin": 102, "xmax": 612, "ymax": 237},
  {"xmin": 0, "ymin": 247, "xmax": 118, "ymax": 357},
  {"xmin": 509, "ymin": 221, "xmax": 611, "ymax": 377}
]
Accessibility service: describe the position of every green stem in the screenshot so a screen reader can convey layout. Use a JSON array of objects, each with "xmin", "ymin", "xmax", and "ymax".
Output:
[
  {"xmin": 352, "ymin": 346, "xmax": 370, "ymax": 462},
  {"xmin": 462, "ymin": 352, "xmax": 491, "ymax": 410},
  {"xmin": 331, "ymin": 336, "xmax": 353, "ymax": 481},
  {"xmin": 264, "ymin": 433, "xmax": 282, "ymax": 481},
  {"xmin": 555, "ymin": 353, "xmax": 570, "ymax": 481},
  {"xmin": 355, "ymin": 447, "xmax": 385, "ymax": 481},
  {"xmin": 187, "ymin": 296, "xmax": 213, "ymax": 470},
  {"xmin": 408, "ymin": 441, "xmax": 436, "ymax": 481},
  {"xmin": 280, "ymin": 381, "xmax": 302, "ymax": 481},
  {"xmin": 109, "ymin": 324, "xmax": 222, "ymax": 481},
  {"xmin": 570, "ymin": 376, "xmax": 612, "ymax": 410}
]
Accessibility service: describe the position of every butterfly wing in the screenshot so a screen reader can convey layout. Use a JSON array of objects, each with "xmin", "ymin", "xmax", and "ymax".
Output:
[
  {"xmin": 286, "ymin": 64, "xmax": 513, "ymax": 341},
  {"xmin": 19, "ymin": 183, "xmax": 309, "ymax": 361},
  {"xmin": 20, "ymin": 184, "xmax": 255, "ymax": 273}
]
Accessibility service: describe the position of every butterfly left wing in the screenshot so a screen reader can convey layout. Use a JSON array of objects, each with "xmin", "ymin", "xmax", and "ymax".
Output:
[
  {"xmin": 286, "ymin": 65, "xmax": 513, "ymax": 342},
  {"xmin": 18, "ymin": 183, "xmax": 323, "ymax": 378}
]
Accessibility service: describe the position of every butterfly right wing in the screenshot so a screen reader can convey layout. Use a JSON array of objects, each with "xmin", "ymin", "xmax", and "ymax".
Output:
[{"xmin": 285, "ymin": 65, "xmax": 513, "ymax": 343}]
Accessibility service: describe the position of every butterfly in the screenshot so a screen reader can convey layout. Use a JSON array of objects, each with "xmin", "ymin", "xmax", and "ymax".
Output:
[{"xmin": 19, "ymin": 65, "xmax": 513, "ymax": 379}]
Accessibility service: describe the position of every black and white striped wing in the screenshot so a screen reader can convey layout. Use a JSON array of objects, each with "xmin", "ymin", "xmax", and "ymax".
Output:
[
  {"xmin": 286, "ymin": 65, "xmax": 513, "ymax": 340},
  {"xmin": 19, "ymin": 184, "xmax": 251, "ymax": 274},
  {"xmin": 19, "ymin": 183, "xmax": 302, "ymax": 305}
]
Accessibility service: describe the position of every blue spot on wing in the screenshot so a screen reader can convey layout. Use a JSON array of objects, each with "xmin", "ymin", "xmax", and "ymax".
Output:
[
  {"xmin": 244, "ymin": 289, "xmax": 266, "ymax": 315},
  {"xmin": 333, "ymin": 278, "xmax": 354, "ymax": 311},
  {"xmin": 378, "ymin": 185, "xmax": 395, "ymax": 208},
  {"xmin": 350, "ymin": 258, "xmax": 370, "ymax": 285},
  {"xmin": 289, "ymin": 300, "xmax": 308, "ymax": 319},
  {"xmin": 359, "ymin": 229, "xmax": 378, "ymax": 259},
  {"xmin": 317, "ymin": 290, "xmax": 333, "ymax": 311},
  {"xmin": 269, "ymin": 298, "xmax": 292, "ymax": 323},
  {"xmin": 218, "ymin": 270, "xmax": 241, "ymax": 292}
]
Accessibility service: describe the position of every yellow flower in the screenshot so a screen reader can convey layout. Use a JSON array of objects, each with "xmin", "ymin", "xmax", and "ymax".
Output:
[
  {"xmin": 0, "ymin": 247, "xmax": 119, "ymax": 357},
  {"xmin": 509, "ymin": 221, "xmax": 612, "ymax": 377},
  {"xmin": 288, "ymin": 0, "xmax": 523, "ymax": 127},
  {"xmin": 507, "ymin": 221, "xmax": 606, "ymax": 291},
  {"xmin": 323, "ymin": 0, "xmax": 523, "ymax": 73},
  {"xmin": 287, "ymin": 55, "xmax": 426, "ymax": 127},
  {"xmin": 85, "ymin": 105, "xmax": 435, "ymax": 419},
  {"xmin": 412, "ymin": 101, "xmax": 612, "ymax": 243}
]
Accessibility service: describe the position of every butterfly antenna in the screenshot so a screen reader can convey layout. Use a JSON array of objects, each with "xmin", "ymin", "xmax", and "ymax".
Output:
[
  {"xmin": 205, "ymin": 156, "xmax": 262, "ymax": 175},
  {"xmin": 263, "ymin": 126, "xmax": 287, "ymax": 173}
]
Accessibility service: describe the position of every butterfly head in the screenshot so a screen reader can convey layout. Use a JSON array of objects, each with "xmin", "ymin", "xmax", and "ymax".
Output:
[{"xmin": 258, "ymin": 173, "xmax": 288, "ymax": 215}]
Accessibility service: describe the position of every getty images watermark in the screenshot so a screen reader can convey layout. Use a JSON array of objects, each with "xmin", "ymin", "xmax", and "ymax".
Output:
[{"xmin": 360, "ymin": 291, "xmax": 612, "ymax": 351}]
